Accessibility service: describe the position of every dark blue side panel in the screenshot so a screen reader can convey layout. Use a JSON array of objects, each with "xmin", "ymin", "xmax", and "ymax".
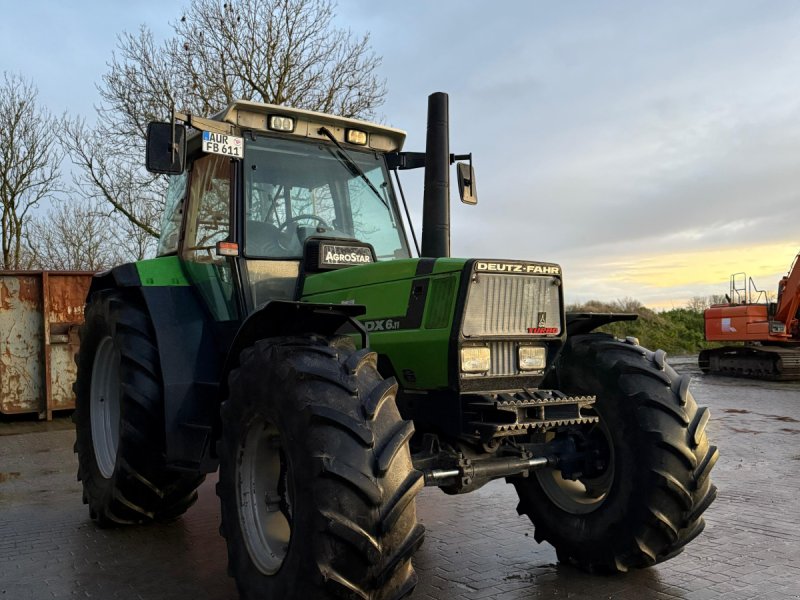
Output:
[{"xmin": 139, "ymin": 286, "xmax": 228, "ymax": 473}]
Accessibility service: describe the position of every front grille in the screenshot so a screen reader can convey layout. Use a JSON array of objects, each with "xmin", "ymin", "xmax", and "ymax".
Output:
[
  {"xmin": 462, "ymin": 273, "xmax": 562, "ymax": 337},
  {"xmin": 488, "ymin": 341, "xmax": 516, "ymax": 376}
]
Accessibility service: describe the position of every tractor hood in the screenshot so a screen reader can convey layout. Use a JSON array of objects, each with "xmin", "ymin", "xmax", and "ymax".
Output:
[
  {"xmin": 302, "ymin": 257, "xmax": 466, "ymax": 319},
  {"xmin": 301, "ymin": 257, "xmax": 466, "ymax": 389},
  {"xmin": 301, "ymin": 257, "xmax": 565, "ymax": 393}
]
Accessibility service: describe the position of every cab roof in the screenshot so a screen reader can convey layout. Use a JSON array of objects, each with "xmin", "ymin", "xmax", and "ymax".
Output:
[{"xmin": 204, "ymin": 99, "xmax": 407, "ymax": 153}]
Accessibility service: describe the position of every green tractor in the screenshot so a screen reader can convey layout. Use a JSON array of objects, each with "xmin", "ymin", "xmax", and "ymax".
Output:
[{"xmin": 74, "ymin": 93, "xmax": 718, "ymax": 599}]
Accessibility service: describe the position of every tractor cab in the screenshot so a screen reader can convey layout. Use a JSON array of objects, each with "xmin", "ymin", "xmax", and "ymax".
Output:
[{"xmin": 146, "ymin": 101, "xmax": 427, "ymax": 321}]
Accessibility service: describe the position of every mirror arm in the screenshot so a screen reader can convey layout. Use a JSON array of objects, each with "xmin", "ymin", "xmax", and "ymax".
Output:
[
  {"xmin": 386, "ymin": 151, "xmax": 426, "ymax": 170},
  {"xmin": 451, "ymin": 152, "xmax": 473, "ymax": 184}
]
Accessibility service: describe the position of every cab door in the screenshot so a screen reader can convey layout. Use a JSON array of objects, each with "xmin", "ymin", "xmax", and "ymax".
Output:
[{"xmin": 182, "ymin": 153, "xmax": 240, "ymax": 322}]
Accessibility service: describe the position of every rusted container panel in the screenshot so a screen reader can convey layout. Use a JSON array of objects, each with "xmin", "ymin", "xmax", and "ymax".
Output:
[
  {"xmin": 0, "ymin": 275, "xmax": 44, "ymax": 415},
  {"xmin": 0, "ymin": 271, "xmax": 94, "ymax": 419},
  {"xmin": 49, "ymin": 325, "xmax": 82, "ymax": 412}
]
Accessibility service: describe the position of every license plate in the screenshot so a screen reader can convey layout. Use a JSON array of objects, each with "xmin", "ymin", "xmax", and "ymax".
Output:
[{"xmin": 202, "ymin": 131, "xmax": 243, "ymax": 158}]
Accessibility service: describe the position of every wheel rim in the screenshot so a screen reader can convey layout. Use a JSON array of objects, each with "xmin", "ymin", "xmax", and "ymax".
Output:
[
  {"xmin": 536, "ymin": 423, "xmax": 615, "ymax": 515},
  {"xmin": 90, "ymin": 336, "xmax": 121, "ymax": 479},
  {"xmin": 238, "ymin": 417, "xmax": 291, "ymax": 575}
]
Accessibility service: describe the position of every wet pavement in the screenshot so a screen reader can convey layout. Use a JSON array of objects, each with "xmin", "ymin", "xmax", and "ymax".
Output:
[{"xmin": 1, "ymin": 356, "xmax": 799, "ymax": 599}]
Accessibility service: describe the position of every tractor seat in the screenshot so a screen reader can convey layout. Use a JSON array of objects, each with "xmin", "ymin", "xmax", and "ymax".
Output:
[{"xmin": 246, "ymin": 220, "xmax": 284, "ymax": 256}]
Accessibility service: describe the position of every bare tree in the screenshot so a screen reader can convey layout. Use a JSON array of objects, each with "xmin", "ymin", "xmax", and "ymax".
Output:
[
  {"xmin": 26, "ymin": 197, "xmax": 126, "ymax": 271},
  {"xmin": 612, "ymin": 297, "xmax": 646, "ymax": 314},
  {"xmin": 686, "ymin": 296, "xmax": 710, "ymax": 313},
  {"xmin": 62, "ymin": 116, "xmax": 163, "ymax": 254},
  {"xmin": 65, "ymin": 0, "xmax": 386, "ymax": 250},
  {"xmin": 0, "ymin": 73, "xmax": 63, "ymax": 269}
]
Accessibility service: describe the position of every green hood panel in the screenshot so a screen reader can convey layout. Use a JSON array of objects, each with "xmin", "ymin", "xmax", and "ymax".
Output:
[
  {"xmin": 301, "ymin": 257, "xmax": 468, "ymax": 389},
  {"xmin": 302, "ymin": 258, "xmax": 467, "ymax": 296}
]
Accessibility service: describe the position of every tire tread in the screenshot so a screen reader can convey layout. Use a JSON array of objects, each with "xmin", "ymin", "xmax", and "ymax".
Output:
[
  {"xmin": 218, "ymin": 336, "xmax": 421, "ymax": 599},
  {"xmin": 513, "ymin": 334, "xmax": 717, "ymax": 574}
]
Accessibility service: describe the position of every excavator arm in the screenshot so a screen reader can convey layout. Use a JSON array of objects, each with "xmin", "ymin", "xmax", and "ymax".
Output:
[{"xmin": 774, "ymin": 252, "xmax": 800, "ymax": 337}]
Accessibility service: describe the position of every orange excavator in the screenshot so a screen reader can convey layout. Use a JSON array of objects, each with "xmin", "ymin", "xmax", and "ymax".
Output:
[{"xmin": 699, "ymin": 250, "xmax": 800, "ymax": 380}]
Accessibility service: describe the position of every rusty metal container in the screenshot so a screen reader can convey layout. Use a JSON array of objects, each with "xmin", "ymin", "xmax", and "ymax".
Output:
[{"xmin": 0, "ymin": 271, "xmax": 94, "ymax": 419}]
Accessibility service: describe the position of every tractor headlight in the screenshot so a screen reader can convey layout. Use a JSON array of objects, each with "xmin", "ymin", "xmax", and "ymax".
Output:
[
  {"xmin": 461, "ymin": 346, "xmax": 491, "ymax": 373},
  {"xmin": 346, "ymin": 129, "xmax": 368, "ymax": 145},
  {"xmin": 268, "ymin": 115, "xmax": 295, "ymax": 132},
  {"xmin": 518, "ymin": 346, "xmax": 546, "ymax": 371}
]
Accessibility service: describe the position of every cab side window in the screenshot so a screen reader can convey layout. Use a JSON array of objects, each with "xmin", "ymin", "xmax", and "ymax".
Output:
[
  {"xmin": 185, "ymin": 154, "xmax": 231, "ymax": 257},
  {"xmin": 183, "ymin": 153, "xmax": 238, "ymax": 321},
  {"xmin": 156, "ymin": 172, "xmax": 188, "ymax": 256}
]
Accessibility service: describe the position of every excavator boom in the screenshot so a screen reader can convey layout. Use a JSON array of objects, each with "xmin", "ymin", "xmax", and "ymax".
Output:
[{"xmin": 774, "ymin": 253, "xmax": 800, "ymax": 336}]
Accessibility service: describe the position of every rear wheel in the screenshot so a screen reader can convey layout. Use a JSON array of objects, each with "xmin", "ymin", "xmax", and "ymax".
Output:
[
  {"xmin": 512, "ymin": 333, "xmax": 718, "ymax": 573},
  {"xmin": 74, "ymin": 291, "xmax": 204, "ymax": 525},
  {"xmin": 218, "ymin": 335, "xmax": 424, "ymax": 599}
]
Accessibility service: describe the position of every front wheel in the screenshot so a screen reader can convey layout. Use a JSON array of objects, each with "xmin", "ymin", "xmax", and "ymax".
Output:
[
  {"xmin": 512, "ymin": 334, "xmax": 719, "ymax": 573},
  {"xmin": 217, "ymin": 336, "xmax": 424, "ymax": 599}
]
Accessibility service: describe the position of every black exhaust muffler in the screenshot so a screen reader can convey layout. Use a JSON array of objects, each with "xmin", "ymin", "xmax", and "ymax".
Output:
[{"xmin": 421, "ymin": 92, "xmax": 450, "ymax": 258}]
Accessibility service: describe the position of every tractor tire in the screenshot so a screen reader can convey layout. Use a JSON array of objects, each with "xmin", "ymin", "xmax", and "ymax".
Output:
[
  {"xmin": 218, "ymin": 335, "xmax": 424, "ymax": 600},
  {"xmin": 73, "ymin": 291, "xmax": 204, "ymax": 526},
  {"xmin": 512, "ymin": 333, "xmax": 718, "ymax": 573}
]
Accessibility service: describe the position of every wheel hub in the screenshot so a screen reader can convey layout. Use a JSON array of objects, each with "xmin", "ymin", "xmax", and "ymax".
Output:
[
  {"xmin": 536, "ymin": 423, "xmax": 615, "ymax": 515},
  {"xmin": 238, "ymin": 418, "xmax": 292, "ymax": 575},
  {"xmin": 89, "ymin": 336, "xmax": 121, "ymax": 479}
]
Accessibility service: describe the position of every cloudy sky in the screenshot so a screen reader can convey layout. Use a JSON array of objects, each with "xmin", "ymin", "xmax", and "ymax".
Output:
[{"xmin": 2, "ymin": 1, "xmax": 799, "ymax": 308}]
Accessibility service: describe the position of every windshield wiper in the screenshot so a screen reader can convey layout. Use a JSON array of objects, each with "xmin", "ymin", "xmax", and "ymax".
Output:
[{"xmin": 318, "ymin": 126, "xmax": 390, "ymax": 212}]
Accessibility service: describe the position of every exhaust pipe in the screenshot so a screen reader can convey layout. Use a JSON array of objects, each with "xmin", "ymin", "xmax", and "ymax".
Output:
[{"xmin": 421, "ymin": 92, "xmax": 450, "ymax": 258}]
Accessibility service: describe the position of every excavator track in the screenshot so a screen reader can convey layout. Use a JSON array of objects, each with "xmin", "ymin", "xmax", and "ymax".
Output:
[{"xmin": 699, "ymin": 345, "xmax": 800, "ymax": 381}]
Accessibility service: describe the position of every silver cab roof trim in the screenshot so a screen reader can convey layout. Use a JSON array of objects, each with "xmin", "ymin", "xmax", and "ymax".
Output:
[{"xmin": 206, "ymin": 99, "xmax": 407, "ymax": 153}]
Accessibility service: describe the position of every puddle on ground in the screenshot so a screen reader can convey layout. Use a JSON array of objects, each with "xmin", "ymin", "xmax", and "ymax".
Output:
[{"xmin": 722, "ymin": 409, "xmax": 800, "ymax": 426}]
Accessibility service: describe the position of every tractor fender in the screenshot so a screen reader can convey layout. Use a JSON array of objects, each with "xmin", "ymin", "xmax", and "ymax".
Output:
[
  {"xmin": 138, "ymin": 285, "xmax": 224, "ymax": 473},
  {"xmin": 84, "ymin": 264, "xmax": 224, "ymax": 474},
  {"xmin": 86, "ymin": 264, "xmax": 142, "ymax": 298},
  {"xmin": 565, "ymin": 312, "xmax": 638, "ymax": 336},
  {"xmin": 221, "ymin": 300, "xmax": 368, "ymax": 387},
  {"xmin": 84, "ymin": 272, "xmax": 369, "ymax": 473}
]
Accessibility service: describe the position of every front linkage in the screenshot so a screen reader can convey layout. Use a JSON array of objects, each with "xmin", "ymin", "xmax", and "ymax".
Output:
[{"xmin": 410, "ymin": 332, "xmax": 718, "ymax": 574}]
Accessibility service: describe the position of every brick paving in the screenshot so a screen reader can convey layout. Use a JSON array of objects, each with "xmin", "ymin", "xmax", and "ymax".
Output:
[{"xmin": 1, "ymin": 356, "xmax": 799, "ymax": 599}]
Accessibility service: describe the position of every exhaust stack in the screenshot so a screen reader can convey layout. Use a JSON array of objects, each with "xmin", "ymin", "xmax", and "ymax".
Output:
[{"xmin": 421, "ymin": 92, "xmax": 450, "ymax": 258}]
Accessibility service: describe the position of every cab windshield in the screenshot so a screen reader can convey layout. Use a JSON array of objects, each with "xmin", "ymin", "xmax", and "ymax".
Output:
[{"xmin": 244, "ymin": 136, "xmax": 410, "ymax": 261}]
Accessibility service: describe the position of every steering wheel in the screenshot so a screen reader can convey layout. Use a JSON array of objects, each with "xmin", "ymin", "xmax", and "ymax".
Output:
[{"xmin": 278, "ymin": 214, "xmax": 329, "ymax": 232}]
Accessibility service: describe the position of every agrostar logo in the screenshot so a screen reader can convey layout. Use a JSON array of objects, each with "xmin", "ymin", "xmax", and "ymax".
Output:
[
  {"xmin": 324, "ymin": 249, "xmax": 372, "ymax": 264},
  {"xmin": 320, "ymin": 243, "xmax": 373, "ymax": 266}
]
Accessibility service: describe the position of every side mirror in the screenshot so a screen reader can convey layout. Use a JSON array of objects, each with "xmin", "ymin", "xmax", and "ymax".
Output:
[
  {"xmin": 456, "ymin": 162, "xmax": 477, "ymax": 205},
  {"xmin": 146, "ymin": 121, "xmax": 187, "ymax": 174}
]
